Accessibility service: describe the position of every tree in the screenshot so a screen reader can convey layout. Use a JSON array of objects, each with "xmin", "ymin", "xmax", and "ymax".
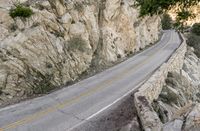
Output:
[
  {"xmin": 135, "ymin": 0, "xmax": 200, "ymax": 31},
  {"xmin": 176, "ymin": 10, "xmax": 194, "ymax": 31},
  {"xmin": 161, "ymin": 13, "xmax": 172, "ymax": 30},
  {"xmin": 192, "ymin": 23, "xmax": 200, "ymax": 35},
  {"xmin": 135, "ymin": 0, "xmax": 200, "ymax": 16}
]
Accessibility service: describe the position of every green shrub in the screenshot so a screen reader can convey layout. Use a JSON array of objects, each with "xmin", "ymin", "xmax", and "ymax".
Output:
[
  {"xmin": 10, "ymin": 5, "xmax": 33, "ymax": 18},
  {"xmin": 135, "ymin": 0, "xmax": 198, "ymax": 17},
  {"xmin": 68, "ymin": 37, "xmax": 88, "ymax": 52},
  {"xmin": 32, "ymin": 74, "xmax": 54, "ymax": 94},
  {"xmin": 161, "ymin": 14, "xmax": 172, "ymax": 30},
  {"xmin": 27, "ymin": 69, "xmax": 54, "ymax": 94},
  {"xmin": 187, "ymin": 33, "xmax": 200, "ymax": 58},
  {"xmin": 135, "ymin": 0, "xmax": 176, "ymax": 16},
  {"xmin": 192, "ymin": 23, "xmax": 200, "ymax": 36}
]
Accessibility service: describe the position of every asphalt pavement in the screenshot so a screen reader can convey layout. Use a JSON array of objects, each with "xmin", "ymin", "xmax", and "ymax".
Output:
[{"xmin": 0, "ymin": 30, "xmax": 181, "ymax": 131}]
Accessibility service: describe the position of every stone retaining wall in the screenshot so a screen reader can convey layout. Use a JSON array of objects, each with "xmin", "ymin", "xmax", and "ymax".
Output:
[{"xmin": 134, "ymin": 34, "xmax": 187, "ymax": 131}]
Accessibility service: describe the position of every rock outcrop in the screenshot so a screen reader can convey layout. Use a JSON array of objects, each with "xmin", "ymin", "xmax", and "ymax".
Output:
[
  {"xmin": 134, "ymin": 36, "xmax": 187, "ymax": 131},
  {"xmin": 0, "ymin": 0, "xmax": 161, "ymax": 105},
  {"xmin": 133, "ymin": 32, "xmax": 200, "ymax": 131},
  {"xmin": 152, "ymin": 47, "xmax": 200, "ymax": 131}
]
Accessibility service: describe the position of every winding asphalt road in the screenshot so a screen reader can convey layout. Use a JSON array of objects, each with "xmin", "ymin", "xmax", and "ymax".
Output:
[{"xmin": 0, "ymin": 30, "xmax": 182, "ymax": 131}]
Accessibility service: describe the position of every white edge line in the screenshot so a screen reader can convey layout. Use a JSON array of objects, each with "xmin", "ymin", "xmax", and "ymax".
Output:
[
  {"xmin": 68, "ymin": 31, "xmax": 175, "ymax": 131},
  {"xmin": 0, "ymin": 31, "xmax": 167, "ymax": 112},
  {"xmin": 68, "ymin": 79, "xmax": 147, "ymax": 131}
]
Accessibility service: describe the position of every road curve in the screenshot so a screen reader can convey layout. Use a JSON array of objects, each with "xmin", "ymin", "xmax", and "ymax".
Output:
[{"xmin": 0, "ymin": 30, "xmax": 181, "ymax": 131}]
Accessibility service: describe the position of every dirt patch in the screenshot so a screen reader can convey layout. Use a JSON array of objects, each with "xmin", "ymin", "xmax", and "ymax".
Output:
[{"xmin": 72, "ymin": 93, "xmax": 142, "ymax": 131}]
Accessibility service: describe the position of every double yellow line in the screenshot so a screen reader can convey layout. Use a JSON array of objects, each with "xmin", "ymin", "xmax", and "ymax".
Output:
[{"xmin": 1, "ymin": 32, "xmax": 176, "ymax": 131}]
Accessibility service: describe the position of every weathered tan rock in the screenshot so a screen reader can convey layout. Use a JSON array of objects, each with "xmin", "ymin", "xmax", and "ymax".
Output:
[
  {"xmin": 60, "ymin": 13, "xmax": 72, "ymax": 30},
  {"xmin": 183, "ymin": 104, "xmax": 200, "ymax": 131},
  {"xmin": 183, "ymin": 47, "xmax": 200, "ymax": 86},
  {"xmin": 138, "ymin": 44, "xmax": 200, "ymax": 131},
  {"xmin": 97, "ymin": 0, "xmax": 161, "ymax": 63},
  {"xmin": 48, "ymin": 0, "xmax": 66, "ymax": 16},
  {"xmin": 135, "ymin": 95, "xmax": 163, "ymax": 131},
  {"xmin": 0, "ymin": 0, "xmax": 161, "ymax": 105},
  {"xmin": 0, "ymin": 0, "xmax": 12, "ymax": 9},
  {"xmin": 162, "ymin": 119, "xmax": 183, "ymax": 131},
  {"xmin": 69, "ymin": 22, "xmax": 86, "ymax": 36},
  {"xmin": 0, "ymin": 26, "xmax": 9, "ymax": 41},
  {"xmin": 39, "ymin": 1, "xmax": 51, "ymax": 10},
  {"xmin": 15, "ymin": 18, "xmax": 25, "ymax": 30}
]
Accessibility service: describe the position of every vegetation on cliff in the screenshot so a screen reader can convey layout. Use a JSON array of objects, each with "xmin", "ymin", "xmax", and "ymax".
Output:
[
  {"xmin": 161, "ymin": 14, "xmax": 172, "ymax": 30},
  {"xmin": 187, "ymin": 23, "xmax": 200, "ymax": 58},
  {"xmin": 136, "ymin": 0, "xmax": 200, "ymax": 30},
  {"xmin": 135, "ymin": 0, "xmax": 200, "ymax": 17},
  {"xmin": 192, "ymin": 23, "xmax": 200, "ymax": 35},
  {"xmin": 9, "ymin": 4, "xmax": 33, "ymax": 18}
]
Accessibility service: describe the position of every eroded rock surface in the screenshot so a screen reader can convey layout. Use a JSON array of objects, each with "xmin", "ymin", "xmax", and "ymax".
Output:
[
  {"xmin": 152, "ymin": 47, "xmax": 200, "ymax": 131},
  {"xmin": 0, "ymin": 0, "xmax": 161, "ymax": 105}
]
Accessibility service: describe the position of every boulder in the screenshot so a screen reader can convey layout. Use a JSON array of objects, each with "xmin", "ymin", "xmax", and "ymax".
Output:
[
  {"xmin": 183, "ymin": 104, "xmax": 200, "ymax": 131},
  {"xmin": 48, "ymin": 0, "xmax": 66, "ymax": 16},
  {"xmin": 162, "ymin": 119, "xmax": 183, "ymax": 131},
  {"xmin": 69, "ymin": 22, "xmax": 86, "ymax": 36}
]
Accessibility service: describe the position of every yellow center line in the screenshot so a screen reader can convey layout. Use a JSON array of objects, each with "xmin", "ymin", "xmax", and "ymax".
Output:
[
  {"xmin": 2, "ymin": 77, "xmax": 117, "ymax": 130},
  {"xmin": 1, "ymin": 32, "xmax": 175, "ymax": 130}
]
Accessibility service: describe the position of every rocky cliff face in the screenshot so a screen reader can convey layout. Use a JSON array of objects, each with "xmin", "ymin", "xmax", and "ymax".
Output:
[
  {"xmin": 0, "ymin": 0, "xmax": 161, "ymax": 105},
  {"xmin": 153, "ymin": 47, "xmax": 200, "ymax": 131}
]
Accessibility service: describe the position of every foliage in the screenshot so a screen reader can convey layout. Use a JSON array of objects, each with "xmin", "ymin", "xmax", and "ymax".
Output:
[
  {"xmin": 173, "ymin": 21, "xmax": 181, "ymax": 29},
  {"xmin": 32, "ymin": 73, "xmax": 54, "ymax": 94},
  {"xmin": 176, "ymin": 10, "xmax": 193, "ymax": 22},
  {"xmin": 191, "ymin": 23, "xmax": 200, "ymax": 36},
  {"xmin": 68, "ymin": 37, "xmax": 88, "ymax": 52},
  {"xmin": 25, "ymin": 66, "xmax": 54, "ymax": 94},
  {"xmin": 187, "ymin": 33, "xmax": 200, "ymax": 57},
  {"xmin": 10, "ymin": 5, "xmax": 33, "ymax": 18},
  {"xmin": 135, "ymin": 0, "xmax": 199, "ymax": 32},
  {"xmin": 161, "ymin": 14, "xmax": 172, "ymax": 30},
  {"xmin": 175, "ymin": 10, "xmax": 194, "ymax": 31},
  {"xmin": 135, "ymin": 0, "xmax": 200, "ymax": 17}
]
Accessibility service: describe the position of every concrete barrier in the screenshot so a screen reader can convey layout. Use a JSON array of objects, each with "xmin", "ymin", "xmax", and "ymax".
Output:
[{"xmin": 134, "ymin": 33, "xmax": 187, "ymax": 131}]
